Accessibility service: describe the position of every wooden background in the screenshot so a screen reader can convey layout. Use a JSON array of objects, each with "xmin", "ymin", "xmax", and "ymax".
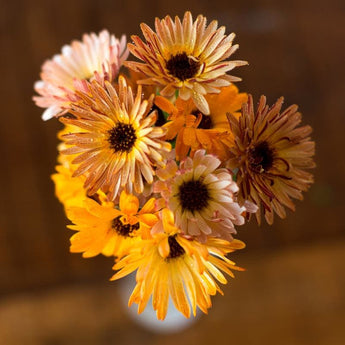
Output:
[{"xmin": 0, "ymin": 0, "xmax": 344, "ymax": 344}]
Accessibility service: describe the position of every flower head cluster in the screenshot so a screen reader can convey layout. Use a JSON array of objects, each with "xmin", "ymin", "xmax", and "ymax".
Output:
[
  {"xmin": 154, "ymin": 150, "xmax": 252, "ymax": 242},
  {"xmin": 34, "ymin": 12, "xmax": 315, "ymax": 321},
  {"xmin": 226, "ymin": 95, "xmax": 315, "ymax": 224},
  {"xmin": 125, "ymin": 12, "xmax": 247, "ymax": 115},
  {"xmin": 111, "ymin": 208, "xmax": 245, "ymax": 320}
]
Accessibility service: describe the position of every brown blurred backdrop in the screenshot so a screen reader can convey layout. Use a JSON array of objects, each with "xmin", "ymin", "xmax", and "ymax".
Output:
[{"xmin": 1, "ymin": 0, "xmax": 344, "ymax": 344}]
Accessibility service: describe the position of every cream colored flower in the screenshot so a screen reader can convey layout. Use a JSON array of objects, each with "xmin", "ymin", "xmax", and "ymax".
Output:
[
  {"xmin": 154, "ymin": 150, "xmax": 254, "ymax": 241},
  {"xmin": 126, "ymin": 11, "xmax": 246, "ymax": 115}
]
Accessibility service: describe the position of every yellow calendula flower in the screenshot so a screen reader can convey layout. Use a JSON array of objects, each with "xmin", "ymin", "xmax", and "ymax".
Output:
[
  {"xmin": 125, "ymin": 11, "xmax": 246, "ymax": 115},
  {"xmin": 65, "ymin": 190, "xmax": 158, "ymax": 259},
  {"xmin": 155, "ymin": 84, "xmax": 247, "ymax": 160},
  {"xmin": 51, "ymin": 124, "xmax": 86, "ymax": 206},
  {"xmin": 111, "ymin": 208, "xmax": 245, "ymax": 320},
  {"xmin": 51, "ymin": 162, "xmax": 85, "ymax": 207}
]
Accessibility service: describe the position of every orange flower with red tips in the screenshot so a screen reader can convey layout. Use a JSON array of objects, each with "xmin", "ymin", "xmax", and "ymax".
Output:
[{"xmin": 155, "ymin": 84, "xmax": 247, "ymax": 160}]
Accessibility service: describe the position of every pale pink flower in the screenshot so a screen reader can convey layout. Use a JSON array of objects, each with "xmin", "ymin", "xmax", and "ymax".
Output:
[
  {"xmin": 154, "ymin": 149, "xmax": 256, "ymax": 241},
  {"xmin": 33, "ymin": 30, "xmax": 128, "ymax": 120}
]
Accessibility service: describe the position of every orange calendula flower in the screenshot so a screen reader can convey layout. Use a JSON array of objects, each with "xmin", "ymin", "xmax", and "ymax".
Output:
[
  {"xmin": 125, "ymin": 11, "xmax": 247, "ymax": 115},
  {"xmin": 60, "ymin": 76, "xmax": 171, "ymax": 200},
  {"xmin": 227, "ymin": 95, "xmax": 316, "ymax": 224},
  {"xmin": 155, "ymin": 84, "xmax": 247, "ymax": 160},
  {"xmin": 34, "ymin": 30, "xmax": 128, "ymax": 120},
  {"xmin": 111, "ymin": 208, "xmax": 245, "ymax": 320},
  {"xmin": 65, "ymin": 190, "xmax": 158, "ymax": 259}
]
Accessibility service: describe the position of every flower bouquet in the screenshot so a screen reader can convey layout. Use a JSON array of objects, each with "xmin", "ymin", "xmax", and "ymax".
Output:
[{"xmin": 33, "ymin": 12, "xmax": 315, "ymax": 320}]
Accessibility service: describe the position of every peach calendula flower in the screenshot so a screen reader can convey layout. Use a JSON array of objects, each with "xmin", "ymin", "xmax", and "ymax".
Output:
[
  {"xmin": 111, "ymin": 208, "xmax": 245, "ymax": 320},
  {"xmin": 33, "ymin": 30, "xmax": 128, "ymax": 120},
  {"xmin": 227, "ymin": 95, "xmax": 315, "ymax": 225},
  {"xmin": 155, "ymin": 84, "xmax": 247, "ymax": 160},
  {"xmin": 125, "ymin": 11, "xmax": 247, "ymax": 115},
  {"xmin": 154, "ymin": 150, "xmax": 255, "ymax": 241},
  {"xmin": 60, "ymin": 76, "xmax": 171, "ymax": 200},
  {"xmin": 66, "ymin": 190, "xmax": 158, "ymax": 259}
]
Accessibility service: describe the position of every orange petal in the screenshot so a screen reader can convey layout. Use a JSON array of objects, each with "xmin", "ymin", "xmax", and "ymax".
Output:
[
  {"xmin": 155, "ymin": 95, "xmax": 176, "ymax": 114},
  {"xmin": 183, "ymin": 127, "xmax": 196, "ymax": 146},
  {"xmin": 196, "ymin": 130, "xmax": 212, "ymax": 148},
  {"xmin": 175, "ymin": 131, "xmax": 190, "ymax": 160},
  {"xmin": 139, "ymin": 197, "xmax": 156, "ymax": 214}
]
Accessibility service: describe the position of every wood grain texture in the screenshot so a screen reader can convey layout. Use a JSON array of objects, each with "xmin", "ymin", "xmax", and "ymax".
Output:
[{"xmin": 0, "ymin": 240, "xmax": 344, "ymax": 344}]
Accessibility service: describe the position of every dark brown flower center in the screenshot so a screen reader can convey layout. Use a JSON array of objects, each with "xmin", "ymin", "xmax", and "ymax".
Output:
[
  {"xmin": 151, "ymin": 104, "xmax": 166, "ymax": 127},
  {"xmin": 87, "ymin": 193, "xmax": 102, "ymax": 204},
  {"xmin": 167, "ymin": 235, "xmax": 185, "ymax": 259},
  {"xmin": 108, "ymin": 123, "xmax": 136, "ymax": 153},
  {"xmin": 166, "ymin": 52, "xmax": 200, "ymax": 81},
  {"xmin": 248, "ymin": 141, "xmax": 275, "ymax": 173},
  {"xmin": 193, "ymin": 111, "xmax": 213, "ymax": 129},
  {"xmin": 178, "ymin": 179, "xmax": 210, "ymax": 213},
  {"xmin": 111, "ymin": 216, "xmax": 139, "ymax": 237}
]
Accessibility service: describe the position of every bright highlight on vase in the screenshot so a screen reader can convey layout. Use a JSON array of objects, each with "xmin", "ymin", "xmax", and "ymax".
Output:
[{"xmin": 34, "ymin": 11, "xmax": 315, "ymax": 321}]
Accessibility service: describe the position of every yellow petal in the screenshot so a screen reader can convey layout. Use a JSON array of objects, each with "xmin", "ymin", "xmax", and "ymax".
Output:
[
  {"xmin": 139, "ymin": 197, "xmax": 156, "ymax": 214},
  {"xmin": 119, "ymin": 190, "xmax": 139, "ymax": 215},
  {"xmin": 158, "ymin": 237, "xmax": 170, "ymax": 258},
  {"xmin": 139, "ymin": 214, "xmax": 158, "ymax": 227}
]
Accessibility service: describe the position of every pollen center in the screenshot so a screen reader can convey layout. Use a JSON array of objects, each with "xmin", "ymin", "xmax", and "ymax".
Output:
[
  {"xmin": 167, "ymin": 236, "xmax": 185, "ymax": 259},
  {"xmin": 248, "ymin": 141, "xmax": 275, "ymax": 172},
  {"xmin": 108, "ymin": 123, "xmax": 136, "ymax": 153},
  {"xmin": 193, "ymin": 111, "xmax": 213, "ymax": 129},
  {"xmin": 166, "ymin": 52, "xmax": 200, "ymax": 81},
  {"xmin": 178, "ymin": 179, "xmax": 210, "ymax": 212},
  {"xmin": 111, "ymin": 216, "xmax": 139, "ymax": 237}
]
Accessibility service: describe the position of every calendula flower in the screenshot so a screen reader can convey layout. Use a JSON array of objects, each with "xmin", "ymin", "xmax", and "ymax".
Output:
[
  {"xmin": 34, "ymin": 30, "xmax": 128, "ymax": 120},
  {"xmin": 155, "ymin": 84, "xmax": 247, "ymax": 160},
  {"xmin": 126, "ymin": 11, "xmax": 247, "ymax": 115},
  {"xmin": 51, "ymin": 162, "xmax": 86, "ymax": 207},
  {"xmin": 60, "ymin": 76, "xmax": 171, "ymax": 200},
  {"xmin": 51, "ymin": 124, "xmax": 87, "ymax": 206},
  {"xmin": 227, "ymin": 95, "xmax": 315, "ymax": 224},
  {"xmin": 154, "ymin": 150, "xmax": 253, "ymax": 241},
  {"xmin": 111, "ymin": 208, "xmax": 245, "ymax": 320},
  {"xmin": 66, "ymin": 190, "xmax": 158, "ymax": 258}
]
